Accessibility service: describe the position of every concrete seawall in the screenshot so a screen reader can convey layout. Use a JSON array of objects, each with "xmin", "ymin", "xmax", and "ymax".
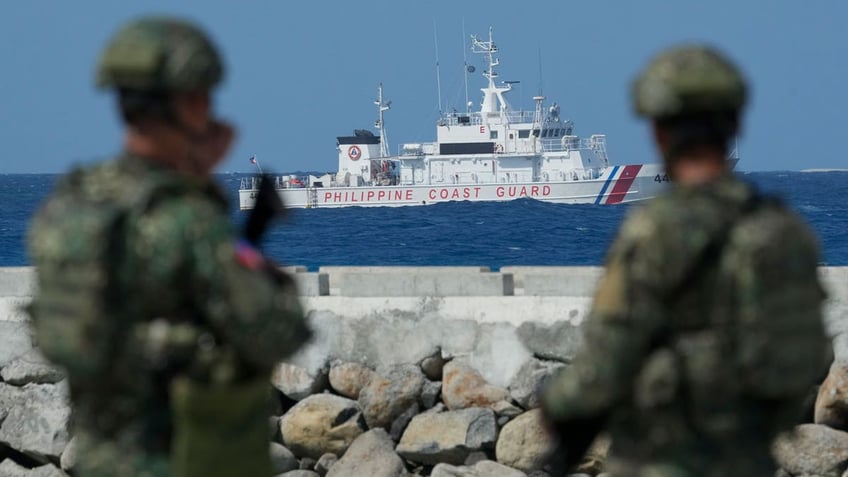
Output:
[
  {"xmin": 0, "ymin": 266, "xmax": 846, "ymax": 475},
  {"xmin": 2, "ymin": 266, "xmax": 846, "ymax": 386}
]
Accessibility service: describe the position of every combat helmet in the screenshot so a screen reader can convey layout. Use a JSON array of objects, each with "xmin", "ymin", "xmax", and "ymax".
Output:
[
  {"xmin": 631, "ymin": 45, "xmax": 747, "ymax": 119},
  {"xmin": 96, "ymin": 17, "xmax": 224, "ymax": 92}
]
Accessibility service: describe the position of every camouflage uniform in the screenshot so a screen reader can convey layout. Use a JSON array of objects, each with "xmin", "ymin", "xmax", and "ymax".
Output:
[
  {"xmin": 542, "ymin": 46, "xmax": 829, "ymax": 477},
  {"xmin": 27, "ymin": 18, "xmax": 310, "ymax": 477}
]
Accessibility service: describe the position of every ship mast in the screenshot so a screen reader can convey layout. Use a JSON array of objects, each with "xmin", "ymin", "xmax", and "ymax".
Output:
[
  {"xmin": 374, "ymin": 83, "xmax": 391, "ymax": 158},
  {"xmin": 470, "ymin": 27, "xmax": 512, "ymax": 119}
]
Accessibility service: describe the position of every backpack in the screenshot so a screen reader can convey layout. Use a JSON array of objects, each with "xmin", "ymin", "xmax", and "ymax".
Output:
[
  {"xmin": 27, "ymin": 161, "xmax": 150, "ymax": 383},
  {"xmin": 663, "ymin": 190, "xmax": 828, "ymax": 435}
]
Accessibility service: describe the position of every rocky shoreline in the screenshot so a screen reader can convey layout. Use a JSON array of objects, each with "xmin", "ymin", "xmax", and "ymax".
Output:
[{"xmin": 3, "ymin": 342, "xmax": 848, "ymax": 476}]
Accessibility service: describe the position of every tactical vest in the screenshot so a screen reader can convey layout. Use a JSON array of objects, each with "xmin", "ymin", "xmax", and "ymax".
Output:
[{"xmin": 634, "ymin": 191, "xmax": 827, "ymax": 439}]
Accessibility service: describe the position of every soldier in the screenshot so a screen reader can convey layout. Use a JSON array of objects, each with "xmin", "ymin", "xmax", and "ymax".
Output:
[
  {"xmin": 27, "ymin": 17, "xmax": 311, "ymax": 477},
  {"xmin": 541, "ymin": 45, "xmax": 830, "ymax": 476}
]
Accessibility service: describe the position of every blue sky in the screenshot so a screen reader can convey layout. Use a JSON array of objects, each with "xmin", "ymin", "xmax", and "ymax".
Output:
[{"xmin": 0, "ymin": 1, "xmax": 845, "ymax": 173}]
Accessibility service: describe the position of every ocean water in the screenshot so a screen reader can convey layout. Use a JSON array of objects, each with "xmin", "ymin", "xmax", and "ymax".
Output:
[{"xmin": 1, "ymin": 171, "xmax": 846, "ymax": 268}]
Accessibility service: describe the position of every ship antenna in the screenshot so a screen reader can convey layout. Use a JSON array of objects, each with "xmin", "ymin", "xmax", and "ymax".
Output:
[
  {"xmin": 374, "ymin": 83, "xmax": 391, "ymax": 158},
  {"xmin": 462, "ymin": 19, "xmax": 470, "ymax": 113},
  {"xmin": 433, "ymin": 20, "xmax": 443, "ymax": 117},
  {"xmin": 537, "ymin": 45, "xmax": 544, "ymax": 97}
]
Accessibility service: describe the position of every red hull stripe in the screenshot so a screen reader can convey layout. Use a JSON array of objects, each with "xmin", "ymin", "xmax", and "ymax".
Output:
[{"xmin": 605, "ymin": 165, "xmax": 643, "ymax": 204}]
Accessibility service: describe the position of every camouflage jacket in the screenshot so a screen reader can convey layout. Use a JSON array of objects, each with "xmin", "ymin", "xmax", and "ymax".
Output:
[
  {"xmin": 542, "ymin": 174, "xmax": 829, "ymax": 477},
  {"xmin": 28, "ymin": 153, "xmax": 310, "ymax": 477}
]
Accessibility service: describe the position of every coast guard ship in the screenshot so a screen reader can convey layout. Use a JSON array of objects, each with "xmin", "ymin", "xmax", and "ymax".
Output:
[{"xmin": 239, "ymin": 28, "xmax": 672, "ymax": 209}]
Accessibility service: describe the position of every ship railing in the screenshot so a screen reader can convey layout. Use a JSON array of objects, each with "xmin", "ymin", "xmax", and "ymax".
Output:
[
  {"xmin": 240, "ymin": 176, "xmax": 259, "ymax": 190},
  {"xmin": 439, "ymin": 109, "xmax": 540, "ymax": 127},
  {"xmin": 539, "ymin": 136, "xmax": 606, "ymax": 153}
]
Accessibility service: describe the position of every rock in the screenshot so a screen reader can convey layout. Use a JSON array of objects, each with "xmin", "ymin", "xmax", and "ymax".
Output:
[
  {"xmin": 299, "ymin": 458, "xmax": 317, "ymax": 470},
  {"xmin": 420, "ymin": 352, "xmax": 447, "ymax": 381},
  {"xmin": 816, "ymin": 362, "xmax": 848, "ymax": 431},
  {"xmin": 359, "ymin": 365, "xmax": 424, "ymax": 431},
  {"xmin": 315, "ymin": 453, "xmax": 338, "ymax": 476},
  {"xmin": 492, "ymin": 400, "xmax": 523, "ymax": 419},
  {"xmin": 516, "ymin": 321, "xmax": 583, "ymax": 363},
  {"xmin": 272, "ymin": 363, "xmax": 328, "ymax": 401},
  {"xmin": 388, "ymin": 402, "xmax": 420, "ymax": 442},
  {"xmin": 397, "ymin": 407, "xmax": 497, "ymax": 466},
  {"xmin": 60, "ymin": 435, "xmax": 78, "ymax": 471},
  {"xmin": 329, "ymin": 362, "xmax": 377, "ymax": 399},
  {"xmin": 475, "ymin": 461, "xmax": 527, "ymax": 477},
  {"xmin": 31, "ymin": 464, "xmax": 68, "ymax": 477},
  {"xmin": 327, "ymin": 429, "xmax": 409, "ymax": 477},
  {"xmin": 420, "ymin": 380, "xmax": 441, "ymax": 409},
  {"xmin": 495, "ymin": 409, "xmax": 554, "ymax": 472},
  {"xmin": 0, "ymin": 322, "xmax": 33, "ymax": 368},
  {"xmin": 270, "ymin": 442, "xmax": 299, "ymax": 475},
  {"xmin": 0, "ymin": 382, "xmax": 71, "ymax": 463},
  {"xmin": 772, "ymin": 424, "xmax": 848, "ymax": 477},
  {"xmin": 1, "ymin": 349, "xmax": 65, "ymax": 386},
  {"xmin": 278, "ymin": 471, "xmax": 320, "ymax": 477},
  {"xmin": 442, "ymin": 361, "xmax": 510, "ymax": 410},
  {"xmin": 0, "ymin": 461, "xmax": 68, "ymax": 477},
  {"xmin": 508, "ymin": 358, "xmax": 565, "ymax": 410},
  {"xmin": 431, "ymin": 461, "xmax": 527, "ymax": 477},
  {"xmin": 280, "ymin": 394, "xmax": 366, "ymax": 459},
  {"xmin": 0, "ymin": 459, "xmax": 29, "ymax": 477},
  {"xmin": 463, "ymin": 451, "xmax": 488, "ymax": 466}
]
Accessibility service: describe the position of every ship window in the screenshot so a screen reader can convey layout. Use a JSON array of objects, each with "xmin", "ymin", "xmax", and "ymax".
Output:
[
  {"xmin": 532, "ymin": 129, "xmax": 540, "ymax": 137},
  {"xmin": 490, "ymin": 130, "xmax": 498, "ymax": 139},
  {"xmin": 509, "ymin": 133, "xmax": 513, "ymax": 139},
  {"xmin": 542, "ymin": 130, "xmax": 549, "ymax": 138},
  {"xmin": 554, "ymin": 129, "xmax": 560, "ymax": 137},
  {"xmin": 518, "ymin": 130, "xmax": 529, "ymax": 138}
]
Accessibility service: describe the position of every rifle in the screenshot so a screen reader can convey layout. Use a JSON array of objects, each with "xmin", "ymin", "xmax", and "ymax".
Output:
[
  {"xmin": 243, "ymin": 174, "xmax": 286, "ymax": 247},
  {"xmin": 241, "ymin": 174, "xmax": 290, "ymax": 283}
]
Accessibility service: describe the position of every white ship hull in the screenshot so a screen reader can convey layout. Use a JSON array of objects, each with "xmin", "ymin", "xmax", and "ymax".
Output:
[{"xmin": 239, "ymin": 163, "xmax": 667, "ymax": 209}]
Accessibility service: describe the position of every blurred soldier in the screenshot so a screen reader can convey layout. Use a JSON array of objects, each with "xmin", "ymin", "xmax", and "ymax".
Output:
[
  {"xmin": 541, "ymin": 45, "xmax": 830, "ymax": 476},
  {"xmin": 27, "ymin": 17, "xmax": 310, "ymax": 477}
]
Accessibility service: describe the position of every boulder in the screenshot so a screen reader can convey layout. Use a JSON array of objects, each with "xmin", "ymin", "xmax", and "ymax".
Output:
[
  {"xmin": 0, "ymin": 322, "xmax": 33, "ymax": 368},
  {"xmin": 359, "ymin": 365, "xmax": 424, "ymax": 431},
  {"xmin": 270, "ymin": 442, "xmax": 299, "ymax": 475},
  {"xmin": 431, "ymin": 461, "xmax": 527, "ymax": 477},
  {"xmin": 816, "ymin": 362, "xmax": 848, "ymax": 431},
  {"xmin": 31, "ymin": 464, "xmax": 68, "ymax": 477},
  {"xmin": 280, "ymin": 394, "xmax": 366, "ymax": 459},
  {"xmin": 329, "ymin": 362, "xmax": 377, "ymax": 400},
  {"xmin": 272, "ymin": 363, "xmax": 328, "ymax": 401},
  {"xmin": 314, "ymin": 453, "xmax": 338, "ymax": 477},
  {"xmin": 277, "ymin": 471, "xmax": 320, "ymax": 477},
  {"xmin": 495, "ymin": 409, "xmax": 554, "ymax": 472},
  {"xmin": 326, "ymin": 429, "xmax": 409, "ymax": 477},
  {"xmin": 60, "ymin": 436, "xmax": 78, "ymax": 471},
  {"xmin": 0, "ymin": 459, "xmax": 29, "ymax": 477},
  {"xmin": 442, "ymin": 361, "xmax": 509, "ymax": 410},
  {"xmin": 420, "ymin": 380, "xmax": 442, "ymax": 410},
  {"xmin": 772, "ymin": 424, "xmax": 848, "ymax": 477},
  {"xmin": 420, "ymin": 352, "xmax": 447, "ymax": 381},
  {"xmin": 397, "ymin": 408, "xmax": 497, "ymax": 465},
  {"xmin": 1, "ymin": 349, "xmax": 65, "ymax": 386},
  {"xmin": 0, "ymin": 382, "xmax": 71, "ymax": 463},
  {"xmin": 508, "ymin": 358, "xmax": 565, "ymax": 410},
  {"xmin": 575, "ymin": 436, "xmax": 610, "ymax": 475}
]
